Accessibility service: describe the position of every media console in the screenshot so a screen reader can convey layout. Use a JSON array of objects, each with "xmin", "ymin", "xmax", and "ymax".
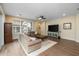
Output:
[
  {"xmin": 48, "ymin": 32, "xmax": 59, "ymax": 38},
  {"xmin": 48, "ymin": 24, "xmax": 60, "ymax": 39}
]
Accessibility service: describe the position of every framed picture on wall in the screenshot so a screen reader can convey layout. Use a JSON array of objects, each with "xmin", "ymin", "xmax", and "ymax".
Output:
[{"xmin": 63, "ymin": 23, "xmax": 72, "ymax": 30}]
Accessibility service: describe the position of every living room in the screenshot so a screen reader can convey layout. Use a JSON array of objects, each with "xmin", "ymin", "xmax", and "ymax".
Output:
[{"xmin": 0, "ymin": 3, "xmax": 79, "ymax": 56}]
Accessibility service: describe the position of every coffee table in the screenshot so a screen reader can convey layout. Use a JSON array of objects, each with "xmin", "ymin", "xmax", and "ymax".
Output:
[{"xmin": 36, "ymin": 35, "xmax": 46, "ymax": 41}]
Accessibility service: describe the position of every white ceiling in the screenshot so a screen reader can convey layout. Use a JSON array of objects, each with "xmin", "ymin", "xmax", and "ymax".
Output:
[{"xmin": 1, "ymin": 3, "xmax": 79, "ymax": 20}]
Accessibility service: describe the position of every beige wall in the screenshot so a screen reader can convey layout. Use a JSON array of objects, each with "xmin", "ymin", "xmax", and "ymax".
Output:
[
  {"xmin": 5, "ymin": 16, "xmax": 26, "ymax": 23},
  {"xmin": 47, "ymin": 15, "xmax": 79, "ymax": 42},
  {"xmin": 76, "ymin": 14, "xmax": 79, "ymax": 42},
  {"xmin": 33, "ymin": 21, "xmax": 42, "ymax": 35},
  {"xmin": 33, "ymin": 20, "xmax": 46, "ymax": 35},
  {"xmin": 5, "ymin": 16, "xmax": 13, "ymax": 23},
  {"xmin": 5, "ymin": 15, "xmax": 33, "ymax": 24},
  {"xmin": 41, "ymin": 21, "xmax": 46, "ymax": 35}
]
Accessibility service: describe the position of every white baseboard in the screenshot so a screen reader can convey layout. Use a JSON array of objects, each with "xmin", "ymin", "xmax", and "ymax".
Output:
[
  {"xmin": 61, "ymin": 37, "xmax": 75, "ymax": 41},
  {"xmin": 75, "ymin": 40, "xmax": 79, "ymax": 43},
  {"xmin": 61, "ymin": 37, "xmax": 79, "ymax": 43}
]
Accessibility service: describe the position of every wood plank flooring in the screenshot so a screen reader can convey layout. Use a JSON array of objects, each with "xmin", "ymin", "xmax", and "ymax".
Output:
[
  {"xmin": 39, "ymin": 39, "xmax": 79, "ymax": 56},
  {"xmin": 0, "ymin": 38, "xmax": 79, "ymax": 56}
]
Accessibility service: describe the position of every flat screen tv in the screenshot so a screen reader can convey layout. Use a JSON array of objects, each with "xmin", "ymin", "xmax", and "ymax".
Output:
[{"xmin": 48, "ymin": 25, "xmax": 59, "ymax": 32}]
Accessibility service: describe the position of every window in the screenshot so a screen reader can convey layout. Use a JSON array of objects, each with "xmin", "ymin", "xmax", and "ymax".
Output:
[{"xmin": 12, "ymin": 25, "xmax": 20, "ymax": 33}]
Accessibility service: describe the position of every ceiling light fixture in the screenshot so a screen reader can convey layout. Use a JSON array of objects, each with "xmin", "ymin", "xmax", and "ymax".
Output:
[
  {"xmin": 38, "ymin": 17, "xmax": 42, "ymax": 20},
  {"xmin": 17, "ymin": 14, "xmax": 22, "ymax": 17},
  {"xmin": 62, "ymin": 13, "xmax": 66, "ymax": 16},
  {"xmin": 38, "ymin": 16, "xmax": 46, "ymax": 20}
]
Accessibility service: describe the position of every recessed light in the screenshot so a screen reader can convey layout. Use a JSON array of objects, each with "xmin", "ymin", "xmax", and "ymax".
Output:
[
  {"xmin": 62, "ymin": 13, "xmax": 66, "ymax": 16},
  {"xmin": 16, "ymin": 14, "xmax": 22, "ymax": 16}
]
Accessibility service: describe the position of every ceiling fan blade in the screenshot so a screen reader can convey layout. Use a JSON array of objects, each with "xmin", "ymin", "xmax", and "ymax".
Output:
[{"xmin": 40, "ymin": 16, "xmax": 46, "ymax": 19}]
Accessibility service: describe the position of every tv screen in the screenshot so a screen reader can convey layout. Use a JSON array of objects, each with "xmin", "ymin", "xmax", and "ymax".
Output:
[{"xmin": 48, "ymin": 25, "xmax": 59, "ymax": 32}]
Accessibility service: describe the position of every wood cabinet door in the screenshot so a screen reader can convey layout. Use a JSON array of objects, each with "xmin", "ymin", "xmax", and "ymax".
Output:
[{"xmin": 4, "ymin": 23, "xmax": 13, "ymax": 44}]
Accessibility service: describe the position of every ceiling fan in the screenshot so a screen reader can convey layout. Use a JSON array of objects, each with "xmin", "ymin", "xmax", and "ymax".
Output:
[{"xmin": 38, "ymin": 16, "xmax": 46, "ymax": 21}]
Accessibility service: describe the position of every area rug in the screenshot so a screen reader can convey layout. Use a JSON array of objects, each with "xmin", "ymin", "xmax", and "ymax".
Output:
[{"xmin": 19, "ymin": 39, "xmax": 57, "ymax": 56}]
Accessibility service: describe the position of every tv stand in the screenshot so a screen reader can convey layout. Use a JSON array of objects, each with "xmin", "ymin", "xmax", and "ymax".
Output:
[{"xmin": 48, "ymin": 32, "xmax": 60, "ymax": 39}]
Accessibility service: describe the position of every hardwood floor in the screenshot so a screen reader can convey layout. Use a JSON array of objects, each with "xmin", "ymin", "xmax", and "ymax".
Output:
[
  {"xmin": 0, "ymin": 38, "xmax": 79, "ymax": 56},
  {"xmin": 39, "ymin": 39, "xmax": 79, "ymax": 56}
]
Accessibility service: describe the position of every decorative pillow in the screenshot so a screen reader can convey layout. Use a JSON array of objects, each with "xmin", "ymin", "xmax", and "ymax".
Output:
[{"xmin": 29, "ymin": 37, "xmax": 36, "ymax": 41}]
